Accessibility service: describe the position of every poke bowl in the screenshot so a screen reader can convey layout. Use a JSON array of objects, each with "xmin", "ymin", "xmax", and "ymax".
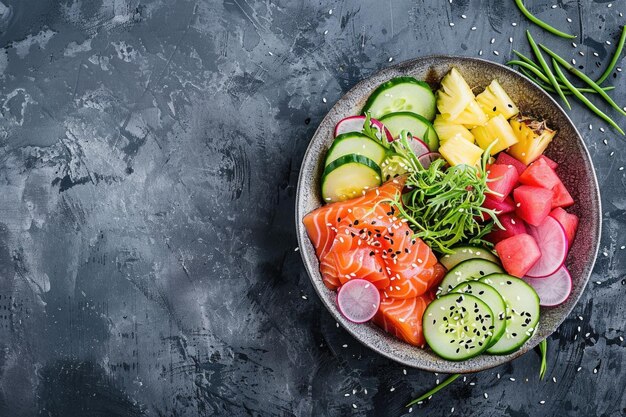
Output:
[{"xmin": 295, "ymin": 55, "xmax": 601, "ymax": 373}]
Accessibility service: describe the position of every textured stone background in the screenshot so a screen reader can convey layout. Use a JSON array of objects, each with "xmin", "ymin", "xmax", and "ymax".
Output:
[{"xmin": 0, "ymin": 0, "xmax": 624, "ymax": 416}]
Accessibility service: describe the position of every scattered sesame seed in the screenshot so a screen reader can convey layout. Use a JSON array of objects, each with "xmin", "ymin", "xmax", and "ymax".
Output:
[
  {"xmin": 451, "ymin": 407, "xmax": 455, "ymax": 413},
  {"xmin": 301, "ymin": 295, "xmax": 307, "ymax": 300},
  {"xmin": 620, "ymin": 336, "xmax": 624, "ymax": 342},
  {"xmin": 512, "ymin": 22, "xmax": 518, "ymax": 26},
  {"xmin": 572, "ymin": 58, "xmax": 576, "ymax": 65},
  {"xmin": 585, "ymin": 332, "xmax": 590, "ymax": 337},
  {"xmin": 551, "ymin": 4, "xmax": 557, "ymax": 9},
  {"xmin": 469, "ymin": 382, "xmax": 475, "ymax": 386},
  {"xmin": 618, "ymin": 67, "xmax": 623, "ymax": 72},
  {"xmin": 322, "ymin": 97, "xmax": 327, "ymax": 103},
  {"xmin": 608, "ymin": 3, "xmax": 612, "ymax": 7},
  {"xmin": 329, "ymin": 9, "xmax": 333, "ymax": 15},
  {"xmin": 388, "ymin": 57, "xmax": 393, "ymax": 62},
  {"xmin": 494, "ymin": 51, "xmax": 500, "ymax": 56},
  {"xmin": 593, "ymin": 368, "xmax": 598, "ymax": 374},
  {"xmin": 594, "ymin": 52, "xmax": 599, "ymax": 57},
  {"xmin": 403, "ymin": 369, "xmax": 407, "ymax": 375},
  {"xmin": 596, "ymin": 281, "xmax": 601, "ymax": 285},
  {"xmin": 491, "ymin": 38, "xmax": 495, "ymax": 44},
  {"xmin": 579, "ymin": 316, "xmax": 584, "ymax": 321},
  {"xmin": 497, "ymin": 373, "xmax": 500, "ymax": 379},
  {"xmin": 294, "ymin": 247, "xmax": 299, "ymax": 252},
  {"xmin": 589, "ymin": 124, "xmax": 593, "ymax": 130},
  {"xmin": 600, "ymin": 127, "xmax": 605, "ymax": 132},
  {"xmin": 268, "ymin": 51, "xmax": 274, "ymax": 56},
  {"xmin": 509, "ymin": 37, "xmax": 513, "ymax": 43},
  {"xmin": 610, "ymin": 152, "xmax": 615, "ymax": 156},
  {"xmin": 352, "ymin": 403, "xmax": 357, "ymax": 409},
  {"xmin": 409, "ymin": 407, "xmax": 413, "ymax": 412},
  {"xmin": 461, "ymin": 14, "xmax": 467, "ymax": 19},
  {"xmin": 450, "ymin": 22, "xmax": 455, "ymax": 27},
  {"xmin": 484, "ymin": 393, "xmax": 489, "ymax": 399},
  {"xmin": 579, "ymin": 51, "xmax": 585, "ymax": 56},
  {"xmin": 604, "ymin": 139, "xmax": 608, "ymax": 145},
  {"xmin": 567, "ymin": 17, "xmax": 572, "ymax": 23},
  {"xmin": 621, "ymin": 245, "xmax": 625, "ymax": 250},
  {"xmin": 572, "ymin": 42, "xmax": 577, "ymax": 47},
  {"xmin": 620, "ymin": 167, "xmax": 624, "ymax": 171},
  {"xmin": 479, "ymin": 50, "xmax": 483, "ymax": 56},
  {"xmin": 344, "ymin": 393, "xmax": 350, "ymax": 397},
  {"xmin": 471, "ymin": 26, "xmax": 477, "ymax": 31},
  {"xmin": 577, "ymin": 367, "xmax": 582, "ymax": 372},
  {"xmin": 540, "ymin": 400, "xmax": 546, "ymax": 404},
  {"xmin": 390, "ymin": 387, "xmax": 395, "ymax": 392},
  {"xmin": 510, "ymin": 377, "xmax": 516, "ymax": 381},
  {"xmin": 342, "ymin": 344, "xmax": 348, "ymax": 348},
  {"xmin": 607, "ymin": 40, "xmax": 612, "ymax": 45},
  {"xmin": 324, "ymin": 30, "xmax": 328, "ymax": 35},
  {"xmin": 553, "ymin": 377, "xmax": 557, "ymax": 383}
]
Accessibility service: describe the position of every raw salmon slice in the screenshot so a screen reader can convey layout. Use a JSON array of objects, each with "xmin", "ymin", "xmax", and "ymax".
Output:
[{"xmin": 372, "ymin": 292, "xmax": 435, "ymax": 347}]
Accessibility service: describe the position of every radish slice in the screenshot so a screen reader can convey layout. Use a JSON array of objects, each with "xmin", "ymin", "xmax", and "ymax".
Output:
[
  {"xmin": 523, "ymin": 266, "xmax": 572, "ymax": 306},
  {"xmin": 526, "ymin": 216, "xmax": 568, "ymax": 278},
  {"xmin": 418, "ymin": 152, "xmax": 443, "ymax": 169},
  {"xmin": 334, "ymin": 115, "xmax": 394, "ymax": 142},
  {"xmin": 337, "ymin": 279, "xmax": 381, "ymax": 323},
  {"xmin": 408, "ymin": 137, "xmax": 430, "ymax": 156}
]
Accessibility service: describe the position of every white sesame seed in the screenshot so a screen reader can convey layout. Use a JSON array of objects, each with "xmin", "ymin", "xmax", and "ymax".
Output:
[
  {"xmin": 268, "ymin": 51, "xmax": 274, "ymax": 56},
  {"xmin": 618, "ymin": 67, "xmax": 623, "ymax": 72},
  {"xmin": 577, "ymin": 367, "xmax": 582, "ymax": 372},
  {"xmin": 301, "ymin": 295, "xmax": 307, "ymax": 300},
  {"xmin": 484, "ymin": 393, "xmax": 489, "ymax": 399},
  {"xmin": 593, "ymin": 368, "xmax": 598, "ymax": 374},
  {"xmin": 409, "ymin": 407, "xmax": 413, "ymax": 412},
  {"xmin": 403, "ymin": 369, "xmax": 407, "ymax": 375},
  {"xmin": 596, "ymin": 281, "xmax": 602, "ymax": 285},
  {"xmin": 567, "ymin": 17, "xmax": 572, "ymax": 23},
  {"xmin": 608, "ymin": 3, "xmax": 612, "ymax": 7},
  {"xmin": 494, "ymin": 50, "xmax": 500, "ymax": 56},
  {"xmin": 585, "ymin": 332, "xmax": 590, "ymax": 337},
  {"xmin": 342, "ymin": 344, "xmax": 348, "ymax": 348},
  {"xmin": 594, "ymin": 52, "xmax": 599, "ymax": 57},
  {"xmin": 491, "ymin": 38, "xmax": 495, "ymax": 44},
  {"xmin": 572, "ymin": 42, "xmax": 577, "ymax": 47},
  {"xmin": 451, "ymin": 407, "xmax": 455, "ymax": 413},
  {"xmin": 388, "ymin": 57, "xmax": 393, "ymax": 62},
  {"xmin": 461, "ymin": 14, "xmax": 467, "ymax": 19},
  {"xmin": 450, "ymin": 22, "xmax": 455, "ymax": 27},
  {"xmin": 620, "ymin": 167, "xmax": 624, "ymax": 171},
  {"xmin": 603, "ymin": 139, "xmax": 608, "ymax": 145},
  {"xmin": 479, "ymin": 50, "xmax": 483, "ymax": 56},
  {"xmin": 497, "ymin": 373, "xmax": 500, "ymax": 379},
  {"xmin": 471, "ymin": 26, "xmax": 477, "ymax": 31},
  {"xmin": 589, "ymin": 124, "xmax": 593, "ymax": 130},
  {"xmin": 579, "ymin": 316, "xmax": 584, "ymax": 321},
  {"xmin": 509, "ymin": 37, "xmax": 513, "ymax": 43},
  {"xmin": 294, "ymin": 247, "xmax": 299, "ymax": 252},
  {"xmin": 610, "ymin": 152, "xmax": 615, "ymax": 156},
  {"xmin": 551, "ymin": 4, "xmax": 557, "ymax": 9},
  {"xmin": 553, "ymin": 377, "xmax": 557, "ymax": 383},
  {"xmin": 329, "ymin": 9, "xmax": 333, "ymax": 14},
  {"xmin": 390, "ymin": 387, "xmax": 395, "ymax": 392},
  {"xmin": 510, "ymin": 377, "xmax": 516, "ymax": 381},
  {"xmin": 512, "ymin": 22, "xmax": 518, "ymax": 26},
  {"xmin": 621, "ymin": 245, "xmax": 625, "ymax": 249},
  {"xmin": 364, "ymin": 388, "xmax": 368, "ymax": 394},
  {"xmin": 607, "ymin": 40, "xmax": 612, "ymax": 45},
  {"xmin": 322, "ymin": 97, "xmax": 327, "ymax": 103},
  {"xmin": 540, "ymin": 400, "xmax": 546, "ymax": 404},
  {"xmin": 600, "ymin": 127, "xmax": 605, "ymax": 132},
  {"xmin": 324, "ymin": 30, "xmax": 328, "ymax": 35},
  {"xmin": 620, "ymin": 336, "xmax": 624, "ymax": 342},
  {"xmin": 579, "ymin": 51, "xmax": 585, "ymax": 56},
  {"xmin": 469, "ymin": 382, "xmax": 475, "ymax": 386},
  {"xmin": 572, "ymin": 58, "xmax": 576, "ymax": 65},
  {"xmin": 352, "ymin": 403, "xmax": 357, "ymax": 409}
]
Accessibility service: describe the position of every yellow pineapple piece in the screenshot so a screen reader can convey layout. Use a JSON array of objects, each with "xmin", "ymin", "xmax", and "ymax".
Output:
[
  {"xmin": 508, "ymin": 115, "xmax": 557, "ymax": 164},
  {"xmin": 439, "ymin": 134, "xmax": 484, "ymax": 167},
  {"xmin": 476, "ymin": 80, "xmax": 520, "ymax": 120},
  {"xmin": 471, "ymin": 114, "xmax": 519, "ymax": 155},
  {"xmin": 433, "ymin": 115, "xmax": 475, "ymax": 144},
  {"xmin": 437, "ymin": 68, "xmax": 488, "ymax": 128}
]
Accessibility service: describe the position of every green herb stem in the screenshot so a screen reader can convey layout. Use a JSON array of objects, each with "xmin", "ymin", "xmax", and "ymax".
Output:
[
  {"xmin": 514, "ymin": 0, "xmax": 576, "ymax": 39},
  {"xmin": 527, "ymin": 31, "xmax": 571, "ymax": 110},
  {"xmin": 552, "ymin": 58, "xmax": 625, "ymax": 135},
  {"xmin": 406, "ymin": 374, "xmax": 461, "ymax": 407},
  {"xmin": 540, "ymin": 43, "xmax": 626, "ymax": 117},
  {"xmin": 597, "ymin": 25, "xmax": 626, "ymax": 85},
  {"xmin": 539, "ymin": 339, "xmax": 548, "ymax": 380}
]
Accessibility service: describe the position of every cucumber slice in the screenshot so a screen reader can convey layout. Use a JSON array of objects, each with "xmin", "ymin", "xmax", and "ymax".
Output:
[
  {"xmin": 379, "ymin": 112, "xmax": 440, "ymax": 151},
  {"xmin": 480, "ymin": 274, "xmax": 540, "ymax": 355},
  {"xmin": 423, "ymin": 293, "xmax": 494, "ymax": 361},
  {"xmin": 363, "ymin": 77, "xmax": 436, "ymax": 121},
  {"xmin": 438, "ymin": 259, "xmax": 504, "ymax": 295},
  {"xmin": 380, "ymin": 153, "xmax": 411, "ymax": 181},
  {"xmin": 451, "ymin": 281, "xmax": 507, "ymax": 348},
  {"xmin": 325, "ymin": 133, "xmax": 388, "ymax": 167},
  {"xmin": 321, "ymin": 154, "xmax": 382, "ymax": 203},
  {"xmin": 440, "ymin": 245, "xmax": 500, "ymax": 270}
]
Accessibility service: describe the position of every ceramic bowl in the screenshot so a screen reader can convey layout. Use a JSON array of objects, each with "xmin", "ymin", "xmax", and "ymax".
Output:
[{"xmin": 295, "ymin": 56, "xmax": 601, "ymax": 373}]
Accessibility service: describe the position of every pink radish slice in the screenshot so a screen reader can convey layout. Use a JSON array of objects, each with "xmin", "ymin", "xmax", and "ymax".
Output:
[
  {"xmin": 418, "ymin": 152, "xmax": 443, "ymax": 169},
  {"xmin": 523, "ymin": 266, "xmax": 572, "ymax": 306},
  {"xmin": 334, "ymin": 116, "xmax": 394, "ymax": 142},
  {"xmin": 526, "ymin": 216, "xmax": 568, "ymax": 278},
  {"xmin": 336, "ymin": 279, "xmax": 381, "ymax": 323},
  {"xmin": 408, "ymin": 137, "xmax": 430, "ymax": 156}
]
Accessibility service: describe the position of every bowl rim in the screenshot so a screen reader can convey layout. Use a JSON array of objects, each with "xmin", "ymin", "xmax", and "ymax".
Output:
[{"xmin": 295, "ymin": 54, "xmax": 601, "ymax": 372}]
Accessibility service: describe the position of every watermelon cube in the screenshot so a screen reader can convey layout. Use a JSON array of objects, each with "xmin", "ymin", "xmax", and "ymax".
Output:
[
  {"xmin": 497, "ymin": 152, "xmax": 527, "ymax": 176},
  {"xmin": 495, "ymin": 233, "xmax": 542, "ymax": 277},
  {"xmin": 514, "ymin": 185, "xmax": 554, "ymax": 226},
  {"xmin": 537, "ymin": 155, "xmax": 558, "ymax": 170},
  {"xmin": 549, "ymin": 207, "xmax": 579, "ymax": 247},
  {"xmin": 487, "ymin": 164, "xmax": 520, "ymax": 202},
  {"xmin": 519, "ymin": 157, "xmax": 561, "ymax": 189},
  {"xmin": 551, "ymin": 181, "xmax": 574, "ymax": 208},
  {"xmin": 486, "ymin": 212, "xmax": 527, "ymax": 243},
  {"xmin": 483, "ymin": 195, "xmax": 515, "ymax": 214}
]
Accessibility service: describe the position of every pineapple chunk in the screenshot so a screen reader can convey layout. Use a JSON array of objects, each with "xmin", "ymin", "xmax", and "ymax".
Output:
[
  {"xmin": 508, "ymin": 115, "xmax": 557, "ymax": 164},
  {"xmin": 433, "ymin": 115, "xmax": 475, "ymax": 144},
  {"xmin": 476, "ymin": 80, "xmax": 520, "ymax": 120},
  {"xmin": 437, "ymin": 68, "xmax": 475, "ymax": 120},
  {"xmin": 471, "ymin": 114, "xmax": 519, "ymax": 155},
  {"xmin": 439, "ymin": 134, "xmax": 484, "ymax": 167},
  {"xmin": 437, "ymin": 68, "xmax": 488, "ymax": 128}
]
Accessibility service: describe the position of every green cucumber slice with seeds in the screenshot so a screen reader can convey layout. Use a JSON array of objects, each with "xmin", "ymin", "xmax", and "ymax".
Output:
[
  {"xmin": 362, "ymin": 77, "xmax": 436, "ymax": 121},
  {"xmin": 438, "ymin": 259, "xmax": 504, "ymax": 295},
  {"xmin": 423, "ymin": 293, "xmax": 495, "ymax": 361},
  {"xmin": 480, "ymin": 274, "xmax": 541, "ymax": 355},
  {"xmin": 378, "ymin": 112, "xmax": 440, "ymax": 150},
  {"xmin": 451, "ymin": 281, "xmax": 507, "ymax": 348},
  {"xmin": 440, "ymin": 245, "xmax": 500, "ymax": 270},
  {"xmin": 325, "ymin": 132, "xmax": 389, "ymax": 167},
  {"xmin": 321, "ymin": 154, "xmax": 382, "ymax": 203}
]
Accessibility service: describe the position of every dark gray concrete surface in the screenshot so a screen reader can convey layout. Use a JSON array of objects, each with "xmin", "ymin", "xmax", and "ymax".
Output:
[{"xmin": 0, "ymin": 0, "xmax": 624, "ymax": 416}]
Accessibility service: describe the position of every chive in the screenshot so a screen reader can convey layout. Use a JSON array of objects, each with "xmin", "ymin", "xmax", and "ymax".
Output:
[
  {"xmin": 514, "ymin": 0, "xmax": 576, "ymax": 39},
  {"xmin": 540, "ymin": 44, "xmax": 626, "ymax": 117},
  {"xmin": 509, "ymin": 61, "xmax": 615, "ymax": 94},
  {"xmin": 526, "ymin": 31, "xmax": 571, "ymax": 110},
  {"xmin": 552, "ymin": 59, "xmax": 625, "ymax": 135},
  {"xmin": 406, "ymin": 374, "xmax": 460, "ymax": 407},
  {"xmin": 513, "ymin": 50, "xmax": 544, "ymax": 72},
  {"xmin": 597, "ymin": 25, "xmax": 626, "ymax": 85},
  {"xmin": 538, "ymin": 339, "xmax": 547, "ymax": 380}
]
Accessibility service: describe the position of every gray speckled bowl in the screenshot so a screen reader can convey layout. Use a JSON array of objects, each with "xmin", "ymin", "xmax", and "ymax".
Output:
[{"xmin": 295, "ymin": 56, "xmax": 601, "ymax": 373}]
